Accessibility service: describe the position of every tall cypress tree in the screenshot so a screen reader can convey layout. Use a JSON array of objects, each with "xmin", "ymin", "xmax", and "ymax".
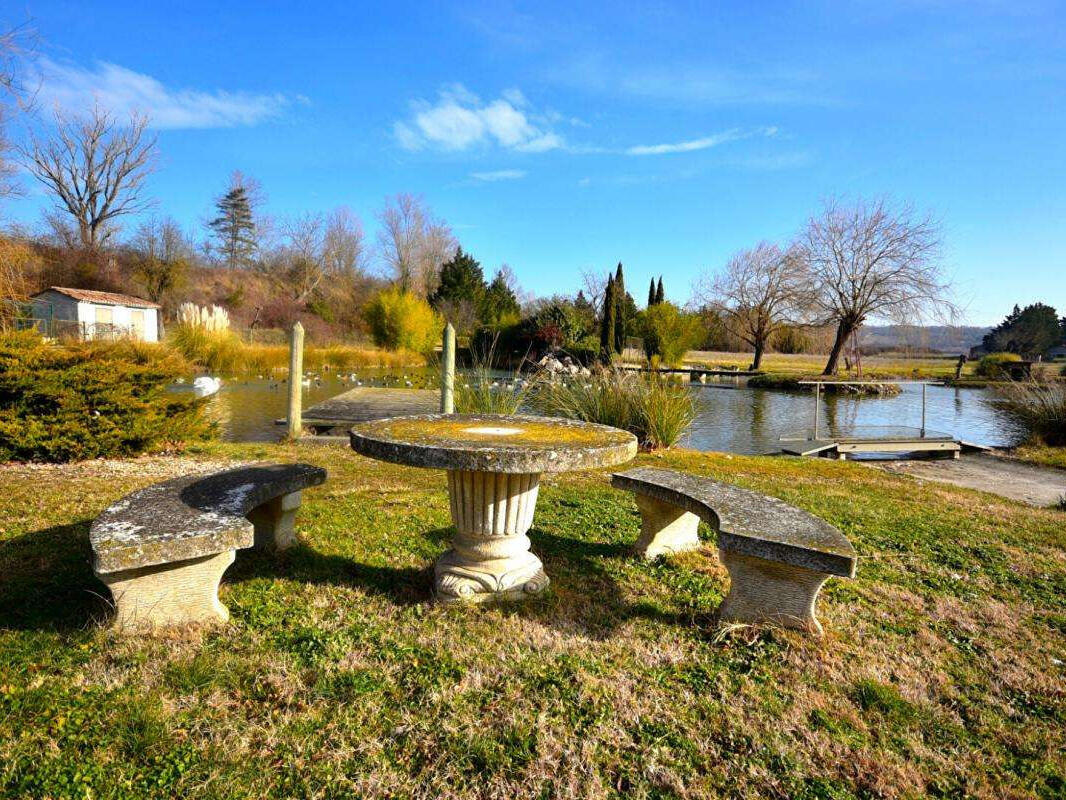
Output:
[
  {"xmin": 613, "ymin": 262, "xmax": 627, "ymax": 353},
  {"xmin": 600, "ymin": 275, "xmax": 616, "ymax": 356},
  {"xmin": 654, "ymin": 276, "xmax": 664, "ymax": 305},
  {"xmin": 648, "ymin": 277, "xmax": 656, "ymax": 307}
]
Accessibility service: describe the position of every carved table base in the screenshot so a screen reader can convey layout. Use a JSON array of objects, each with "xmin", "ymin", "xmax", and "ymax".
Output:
[{"xmin": 435, "ymin": 470, "xmax": 550, "ymax": 603}]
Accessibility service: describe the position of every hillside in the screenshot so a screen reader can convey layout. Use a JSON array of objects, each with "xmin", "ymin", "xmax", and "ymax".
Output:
[{"xmin": 858, "ymin": 325, "xmax": 990, "ymax": 354}]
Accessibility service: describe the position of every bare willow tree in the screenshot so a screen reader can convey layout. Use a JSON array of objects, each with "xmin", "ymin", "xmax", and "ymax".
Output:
[
  {"xmin": 801, "ymin": 198, "xmax": 950, "ymax": 375},
  {"xmin": 129, "ymin": 217, "xmax": 192, "ymax": 305},
  {"xmin": 22, "ymin": 106, "xmax": 157, "ymax": 249},
  {"xmin": 377, "ymin": 193, "xmax": 456, "ymax": 297},
  {"xmin": 696, "ymin": 241, "xmax": 812, "ymax": 370}
]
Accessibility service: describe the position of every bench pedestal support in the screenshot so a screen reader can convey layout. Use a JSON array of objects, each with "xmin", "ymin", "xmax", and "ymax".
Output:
[
  {"xmin": 98, "ymin": 550, "xmax": 235, "ymax": 629},
  {"xmin": 248, "ymin": 491, "xmax": 303, "ymax": 550},
  {"xmin": 717, "ymin": 547, "xmax": 829, "ymax": 635},
  {"xmin": 435, "ymin": 470, "xmax": 549, "ymax": 603},
  {"xmin": 633, "ymin": 495, "xmax": 702, "ymax": 559}
]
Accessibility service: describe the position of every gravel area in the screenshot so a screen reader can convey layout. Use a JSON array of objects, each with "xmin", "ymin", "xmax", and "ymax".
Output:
[{"xmin": 873, "ymin": 453, "xmax": 1066, "ymax": 507}]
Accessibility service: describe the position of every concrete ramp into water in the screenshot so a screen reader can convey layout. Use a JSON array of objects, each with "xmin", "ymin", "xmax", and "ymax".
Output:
[{"xmin": 278, "ymin": 387, "xmax": 437, "ymax": 432}]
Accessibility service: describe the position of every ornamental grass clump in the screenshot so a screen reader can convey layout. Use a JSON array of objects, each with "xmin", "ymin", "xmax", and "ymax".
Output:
[
  {"xmin": 995, "ymin": 379, "xmax": 1066, "ymax": 446},
  {"xmin": 455, "ymin": 370, "xmax": 528, "ymax": 414},
  {"xmin": 169, "ymin": 303, "xmax": 243, "ymax": 374},
  {"xmin": 529, "ymin": 368, "xmax": 696, "ymax": 449},
  {"xmin": 0, "ymin": 331, "xmax": 212, "ymax": 462},
  {"xmin": 638, "ymin": 374, "xmax": 699, "ymax": 449}
]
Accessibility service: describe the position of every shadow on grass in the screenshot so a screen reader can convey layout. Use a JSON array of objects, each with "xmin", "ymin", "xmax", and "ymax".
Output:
[
  {"xmin": 225, "ymin": 529, "xmax": 454, "ymax": 607},
  {"xmin": 0, "ymin": 522, "xmax": 706, "ymax": 639},
  {"xmin": 0, "ymin": 521, "xmax": 112, "ymax": 631},
  {"xmin": 523, "ymin": 529, "xmax": 701, "ymax": 639}
]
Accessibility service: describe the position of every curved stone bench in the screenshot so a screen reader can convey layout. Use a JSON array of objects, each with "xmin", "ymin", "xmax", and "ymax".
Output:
[
  {"xmin": 90, "ymin": 463, "xmax": 326, "ymax": 629},
  {"xmin": 611, "ymin": 467, "xmax": 857, "ymax": 635}
]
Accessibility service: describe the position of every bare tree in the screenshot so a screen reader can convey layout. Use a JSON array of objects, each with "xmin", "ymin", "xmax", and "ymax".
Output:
[
  {"xmin": 322, "ymin": 206, "xmax": 366, "ymax": 277},
  {"xmin": 800, "ymin": 198, "xmax": 950, "ymax": 375},
  {"xmin": 0, "ymin": 22, "xmax": 36, "ymax": 203},
  {"xmin": 272, "ymin": 213, "xmax": 326, "ymax": 303},
  {"xmin": 129, "ymin": 217, "xmax": 192, "ymax": 305},
  {"xmin": 377, "ymin": 193, "xmax": 456, "ymax": 296},
  {"xmin": 696, "ymin": 241, "xmax": 812, "ymax": 370},
  {"xmin": 22, "ymin": 106, "xmax": 156, "ymax": 249},
  {"xmin": 580, "ymin": 268, "xmax": 606, "ymax": 310}
]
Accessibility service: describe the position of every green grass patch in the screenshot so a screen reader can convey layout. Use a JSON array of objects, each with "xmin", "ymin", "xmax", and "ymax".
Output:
[{"xmin": 1, "ymin": 443, "xmax": 1064, "ymax": 797}]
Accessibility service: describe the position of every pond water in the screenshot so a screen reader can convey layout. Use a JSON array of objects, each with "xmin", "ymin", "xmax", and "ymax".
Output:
[{"xmin": 204, "ymin": 368, "xmax": 1018, "ymax": 454}]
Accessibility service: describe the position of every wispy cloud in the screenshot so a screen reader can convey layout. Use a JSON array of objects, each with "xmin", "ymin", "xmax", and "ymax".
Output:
[
  {"xmin": 549, "ymin": 52, "xmax": 828, "ymax": 106},
  {"xmin": 34, "ymin": 57, "xmax": 297, "ymax": 128},
  {"xmin": 394, "ymin": 84, "xmax": 564, "ymax": 152},
  {"xmin": 470, "ymin": 169, "xmax": 527, "ymax": 182},
  {"xmin": 626, "ymin": 127, "xmax": 777, "ymax": 156}
]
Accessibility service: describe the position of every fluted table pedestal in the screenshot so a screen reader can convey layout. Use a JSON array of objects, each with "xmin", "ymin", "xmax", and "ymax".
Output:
[
  {"xmin": 435, "ymin": 470, "xmax": 548, "ymax": 602},
  {"xmin": 350, "ymin": 414, "xmax": 637, "ymax": 605}
]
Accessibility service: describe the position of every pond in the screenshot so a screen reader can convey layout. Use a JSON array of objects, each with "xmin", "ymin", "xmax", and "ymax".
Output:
[{"xmin": 204, "ymin": 368, "xmax": 1017, "ymax": 454}]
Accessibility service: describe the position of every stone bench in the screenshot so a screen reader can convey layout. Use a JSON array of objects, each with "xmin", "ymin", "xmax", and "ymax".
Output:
[
  {"xmin": 90, "ymin": 463, "xmax": 326, "ymax": 629},
  {"xmin": 611, "ymin": 467, "xmax": 857, "ymax": 634}
]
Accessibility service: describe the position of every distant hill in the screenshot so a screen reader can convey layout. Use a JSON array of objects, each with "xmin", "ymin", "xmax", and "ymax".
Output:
[{"xmin": 858, "ymin": 325, "xmax": 990, "ymax": 354}]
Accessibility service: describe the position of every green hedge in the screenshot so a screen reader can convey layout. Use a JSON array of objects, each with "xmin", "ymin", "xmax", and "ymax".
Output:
[{"xmin": 0, "ymin": 332, "xmax": 213, "ymax": 463}]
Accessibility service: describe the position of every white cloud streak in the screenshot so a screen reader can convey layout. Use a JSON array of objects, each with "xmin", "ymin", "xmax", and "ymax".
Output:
[
  {"xmin": 626, "ymin": 126, "xmax": 778, "ymax": 156},
  {"xmin": 470, "ymin": 169, "xmax": 527, "ymax": 181},
  {"xmin": 394, "ymin": 84, "xmax": 564, "ymax": 152},
  {"xmin": 34, "ymin": 57, "xmax": 296, "ymax": 129}
]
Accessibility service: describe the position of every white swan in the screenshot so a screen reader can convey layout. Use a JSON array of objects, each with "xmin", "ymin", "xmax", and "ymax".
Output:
[{"xmin": 192, "ymin": 376, "xmax": 222, "ymax": 398}]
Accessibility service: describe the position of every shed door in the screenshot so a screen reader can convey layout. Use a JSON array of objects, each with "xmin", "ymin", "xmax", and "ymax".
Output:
[{"xmin": 130, "ymin": 309, "xmax": 145, "ymax": 339}]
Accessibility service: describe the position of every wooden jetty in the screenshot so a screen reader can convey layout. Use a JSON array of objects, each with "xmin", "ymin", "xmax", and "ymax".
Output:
[{"xmin": 277, "ymin": 387, "xmax": 437, "ymax": 433}]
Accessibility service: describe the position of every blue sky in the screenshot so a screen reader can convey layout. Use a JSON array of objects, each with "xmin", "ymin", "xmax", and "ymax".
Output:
[{"xmin": 4, "ymin": 0, "xmax": 1065, "ymax": 325}]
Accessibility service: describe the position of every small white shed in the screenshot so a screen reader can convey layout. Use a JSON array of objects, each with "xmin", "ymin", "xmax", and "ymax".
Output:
[{"xmin": 30, "ymin": 287, "xmax": 162, "ymax": 342}]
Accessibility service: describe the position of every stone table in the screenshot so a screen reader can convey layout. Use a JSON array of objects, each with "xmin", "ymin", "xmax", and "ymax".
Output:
[{"xmin": 349, "ymin": 413, "xmax": 637, "ymax": 603}]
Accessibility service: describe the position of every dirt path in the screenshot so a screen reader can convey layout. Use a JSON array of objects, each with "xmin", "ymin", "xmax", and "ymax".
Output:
[{"xmin": 872, "ymin": 453, "xmax": 1066, "ymax": 507}]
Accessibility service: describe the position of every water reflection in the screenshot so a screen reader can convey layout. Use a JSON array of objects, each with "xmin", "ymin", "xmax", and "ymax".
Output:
[{"xmin": 210, "ymin": 369, "xmax": 1015, "ymax": 454}]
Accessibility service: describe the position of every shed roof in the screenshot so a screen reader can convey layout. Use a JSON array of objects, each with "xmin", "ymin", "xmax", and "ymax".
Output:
[{"xmin": 33, "ymin": 287, "xmax": 161, "ymax": 309}]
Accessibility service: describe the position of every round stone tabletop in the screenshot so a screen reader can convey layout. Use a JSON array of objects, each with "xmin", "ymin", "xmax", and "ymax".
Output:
[{"xmin": 349, "ymin": 413, "xmax": 638, "ymax": 474}]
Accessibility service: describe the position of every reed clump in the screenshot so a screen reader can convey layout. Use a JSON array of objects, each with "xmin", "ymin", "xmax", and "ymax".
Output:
[
  {"xmin": 996, "ymin": 379, "xmax": 1066, "ymax": 446},
  {"xmin": 529, "ymin": 368, "xmax": 696, "ymax": 449}
]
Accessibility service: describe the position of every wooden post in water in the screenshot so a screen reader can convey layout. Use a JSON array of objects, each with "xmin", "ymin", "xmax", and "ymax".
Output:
[
  {"xmin": 920, "ymin": 383, "xmax": 927, "ymax": 438},
  {"xmin": 441, "ymin": 322, "xmax": 455, "ymax": 414},
  {"xmin": 287, "ymin": 322, "xmax": 304, "ymax": 438},
  {"xmin": 812, "ymin": 382, "xmax": 821, "ymax": 440}
]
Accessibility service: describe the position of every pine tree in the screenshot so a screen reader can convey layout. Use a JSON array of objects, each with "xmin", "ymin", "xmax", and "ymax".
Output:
[
  {"xmin": 430, "ymin": 247, "xmax": 485, "ymax": 308},
  {"xmin": 208, "ymin": 175, "xmax": 257, "ymax": 269},
  {"xmin": 600, "ymin": 275, "xmax": 616, "ymax": 356},
  {"xmin": 648, "ymin": 277, "xmax": 656, "ymax": 307},
  {"xmin": 613, "ymin": 262, "xmax": 627, "ymax": 353},
  {"xmin": 654, "ymin": 276, "xmax": 664, "ymax": 305},
  {"xmin": 482, "ymin": 268, "xmax": 520, "ymax": 325}
]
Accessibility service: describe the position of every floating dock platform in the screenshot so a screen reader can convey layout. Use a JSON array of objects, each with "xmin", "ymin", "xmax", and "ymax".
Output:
[{"xmin": 780, "ymin": 426, "xmax": 992, "ymax": 460}]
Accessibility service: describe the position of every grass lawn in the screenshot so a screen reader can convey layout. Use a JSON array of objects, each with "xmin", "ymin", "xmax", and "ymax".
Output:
[{"xmin": 1, "ymin": 442, "xmax": 1064, "ymax": 798}]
